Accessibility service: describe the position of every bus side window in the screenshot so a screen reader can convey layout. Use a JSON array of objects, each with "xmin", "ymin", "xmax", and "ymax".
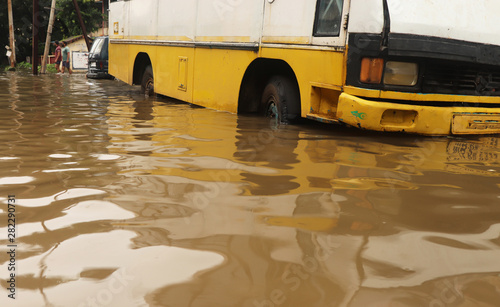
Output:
[{"xmin": 313, "ymin": 0, "xmax": 344, "ymax": 37}]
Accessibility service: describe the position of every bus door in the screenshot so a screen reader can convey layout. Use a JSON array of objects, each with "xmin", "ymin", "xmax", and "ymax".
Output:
[
  {"xmin": 262, "ymin": 0, "xmax": 350, "ymax": 47},
  {"xmin": 311, "ymin": 0, "xmax": 350, "ymax": 47}
]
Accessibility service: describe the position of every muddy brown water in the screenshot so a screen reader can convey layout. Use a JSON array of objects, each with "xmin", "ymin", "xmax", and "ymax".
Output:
[{"xmin": 0, "ymin": 72, "xmax": 500, "ymax": 307}]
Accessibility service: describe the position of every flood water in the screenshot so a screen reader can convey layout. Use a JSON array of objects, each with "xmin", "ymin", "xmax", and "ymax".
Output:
[{"xmin": 0, "ymin": 72, "xmax": 500, "ymax": 307}]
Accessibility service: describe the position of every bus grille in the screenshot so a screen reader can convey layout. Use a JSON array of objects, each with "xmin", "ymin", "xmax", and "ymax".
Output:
[{"xmin": 422, "ymin": 61, "xmax": 500, "ymax": 96}]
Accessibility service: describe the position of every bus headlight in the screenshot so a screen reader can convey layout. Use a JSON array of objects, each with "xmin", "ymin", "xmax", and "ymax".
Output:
[{"xmin": 383, "ymin": 62, "xmax": 419, "ymax": 86}]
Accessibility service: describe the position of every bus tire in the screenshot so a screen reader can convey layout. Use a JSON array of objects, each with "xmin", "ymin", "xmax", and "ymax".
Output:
[
  {"xmin": 261, "ymin": 76, "xmax": 300, "ymax": 124},
  {"xmin": 141, "ymin": 66, "xmax": 154, "ymax": 96}
]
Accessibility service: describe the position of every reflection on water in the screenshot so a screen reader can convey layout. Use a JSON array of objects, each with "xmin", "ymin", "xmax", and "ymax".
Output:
[{"xmin": 1, "ymin": 72, "xmax": 500, "ymax": 307}]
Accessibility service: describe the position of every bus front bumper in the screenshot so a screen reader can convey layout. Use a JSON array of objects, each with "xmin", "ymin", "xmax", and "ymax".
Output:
[{"xmin": 337, "ymin": 93, "xmax": 500, "ymax": 135}]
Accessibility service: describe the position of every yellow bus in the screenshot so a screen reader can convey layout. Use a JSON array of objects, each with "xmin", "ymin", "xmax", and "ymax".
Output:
[{"xmin": 109, "ymin": 0, "xmax": 500, "ymax": 135}]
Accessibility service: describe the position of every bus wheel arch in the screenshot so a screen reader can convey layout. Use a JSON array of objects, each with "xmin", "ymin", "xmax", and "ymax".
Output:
[
  {"xmin": 238, "ymin": 58, "xmax": 301, "ymax": 122},
  {"xmin": 132, "ymin": 52, "xmax": 154, "ymax": 95}
]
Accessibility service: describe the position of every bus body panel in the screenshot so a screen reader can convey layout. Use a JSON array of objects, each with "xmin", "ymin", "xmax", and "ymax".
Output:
[
  {"xmin": 262, "ymin": 0, "xmax": 317, "ymax": 44},
  {"xmin": 109, "ymin": 43, "xmax": 129, "ymax": 84},
  {"xmin": 386, "ymin": 0, "xmax": 500, "ymax": 46},
  {"xmin": 349, "ymin": 0, "xmax": 500, "ymax": 46},
  {"xmin": 155, "ymin": 46, "xmax": 195, "ymax": 103},
  {"xmin": 128, "ymin": 0, "xmax": 158, "ymax": 39},
  {"xmin": 196, "ymin": 1, "xmax": 264, "ymax": 43},
  {"xmin": 109, "ymin": 0, "xmax": 128, "ymax": 39},
  {"xmin": 192, "ymin": 48, "xmax": 258, "ymax": 113},
  {"xmin": 157, "ymin": 0, "xmax": 197, "ymax": 40},
  {"xmin": 348, "ymin": 0, "xmax": 384, "ymax": 34}
]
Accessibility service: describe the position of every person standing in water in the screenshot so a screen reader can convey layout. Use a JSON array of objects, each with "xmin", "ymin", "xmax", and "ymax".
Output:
[
  {"xmin": 60, "ymin": 41, "xmax": 72, "ymax": 75},
  {"xmin": 54, "ymin": 41, "xmax": 62, "ymax": 72}
]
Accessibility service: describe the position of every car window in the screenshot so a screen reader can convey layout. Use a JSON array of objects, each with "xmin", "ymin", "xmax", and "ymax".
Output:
[
  {"xmin": 90, "ymin": 38, "xmax": 106, "ymax": 55},
  {"xmin": 101, "ymin": 38, "xmax": 109, "ymax": 59}
]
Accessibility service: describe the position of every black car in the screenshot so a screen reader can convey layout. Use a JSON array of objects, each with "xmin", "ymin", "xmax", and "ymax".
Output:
[{"xmin": 87, "ymin": 36, "xmax": 112, "ymax": 79}]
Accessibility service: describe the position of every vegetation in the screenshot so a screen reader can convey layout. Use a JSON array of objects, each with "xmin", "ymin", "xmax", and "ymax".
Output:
[
  {"xmin": 0, "ymin": 0, "xmax": 104, "ymax": 66},
  {"xmin": 13, "ymin": 61, "xmax": 32, "ymax": 70},
  {"xmin": 4, "ymin": 62, "xmax": 59, "ymax": 73}
]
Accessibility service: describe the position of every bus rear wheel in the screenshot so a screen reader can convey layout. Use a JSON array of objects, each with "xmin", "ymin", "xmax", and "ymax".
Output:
[
  {"xmin": 261, "ymin": 76, "xmax": 300, "ymax": 124},
  {"xmin": 141, "ymin": 66, "xmax": 154, "ymax": 96}
]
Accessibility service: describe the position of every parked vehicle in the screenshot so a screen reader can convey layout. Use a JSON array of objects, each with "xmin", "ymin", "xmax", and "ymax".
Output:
[{"xmin": 87, "ymin": 36, "xmax": 112, "ymax": 79}]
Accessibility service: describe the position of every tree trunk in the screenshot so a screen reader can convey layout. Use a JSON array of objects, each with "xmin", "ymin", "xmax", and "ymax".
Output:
[
  {"xmin": 7, "ymin": 0, "xmax": 16, "ymax": 68},
  {"xmin": 41, "ymin": 0, "xmax": 57, "ymax": 74},
  {"xmin": 32, "ymin": 0, "xmax": 39, "ymax": 75}
]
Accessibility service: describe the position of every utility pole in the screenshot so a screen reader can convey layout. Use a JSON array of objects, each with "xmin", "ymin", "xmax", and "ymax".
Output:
[
  {"xmin": 7, "ymin": 0, "xmax": 16, "ymax": 68},
  {"xmin": 41, "ymin": 0, "xmax": 57, "ymax": 74},
  {"xmin": 32, "ymin": 0, "xmax": 40, "ymax": 75},
  {"xmin": 102, "ymin": 1, "xmax": 105, "ymax": 35},
  {"xmin": 71, "ymin": 0, "xmax": 91, "ymax": 51}
]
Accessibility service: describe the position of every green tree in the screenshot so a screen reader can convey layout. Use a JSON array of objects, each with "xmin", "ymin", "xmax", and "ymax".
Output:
[
  {"xmin": 55, "ymin": 0, "xmax": 104, "ymax": 39},
  {"xmin": 0, "ymin": 0, "xmax": 104, "ymax": 65}
]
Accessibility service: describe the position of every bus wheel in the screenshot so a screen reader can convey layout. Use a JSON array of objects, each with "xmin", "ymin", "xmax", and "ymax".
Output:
[
  {"xmin": 261, "ymin": 76, "xmax": 300, "ymax": 124},
  {"xmin": 141, "ymin": 66, "xmax": 154, "ymax": 96}
]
